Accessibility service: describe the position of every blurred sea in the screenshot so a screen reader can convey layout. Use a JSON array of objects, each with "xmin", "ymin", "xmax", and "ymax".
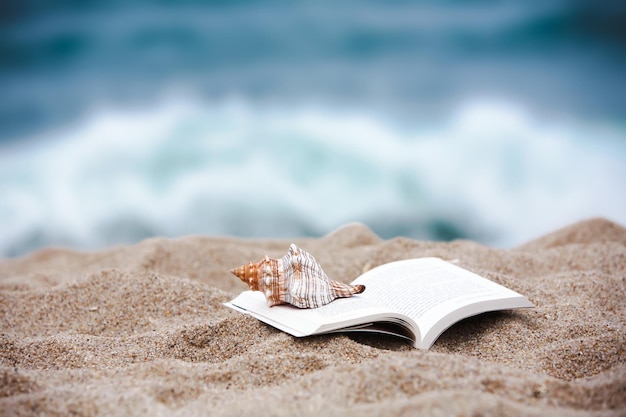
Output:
[{"xmin": 1, "ymin": 0, "xmax": 625, "ymax": 257}]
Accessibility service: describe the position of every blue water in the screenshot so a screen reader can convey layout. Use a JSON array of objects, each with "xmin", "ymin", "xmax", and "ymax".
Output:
[{"xmin": 1, "ymin": 1, "xmax": 625, "ymax": 257}]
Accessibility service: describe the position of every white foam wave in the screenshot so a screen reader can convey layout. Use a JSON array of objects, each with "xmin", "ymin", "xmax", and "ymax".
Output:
[{"xmin": 1, "ymin": 97, "xmax": 625, "ymax": 256}]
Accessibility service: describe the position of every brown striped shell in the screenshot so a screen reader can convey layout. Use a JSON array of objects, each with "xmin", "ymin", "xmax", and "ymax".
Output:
[{"xmin": 230, "ymin": 244, "xmax": 365, "ymax": 308}]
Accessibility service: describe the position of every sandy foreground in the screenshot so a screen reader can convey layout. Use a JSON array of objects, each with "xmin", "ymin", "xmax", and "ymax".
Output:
[{"xmin": 1, "ymin": 218, "xmax": 625, "ymax": 416}]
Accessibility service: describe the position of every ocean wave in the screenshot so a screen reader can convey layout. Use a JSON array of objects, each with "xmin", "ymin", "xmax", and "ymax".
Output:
[{"xmin": 1, "ymin": 97, "xmax": 625, "ymax": 257}]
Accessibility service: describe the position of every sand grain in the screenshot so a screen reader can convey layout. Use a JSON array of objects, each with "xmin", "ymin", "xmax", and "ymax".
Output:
[{"xmin": 1, "ymin": 218, "xmax": 624, "ymax": 416}]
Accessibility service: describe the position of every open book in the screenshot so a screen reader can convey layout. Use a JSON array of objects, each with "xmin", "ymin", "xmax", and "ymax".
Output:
[{"xmin": 224, "ymin": 257, "xmax": 533, "ymax": 350}]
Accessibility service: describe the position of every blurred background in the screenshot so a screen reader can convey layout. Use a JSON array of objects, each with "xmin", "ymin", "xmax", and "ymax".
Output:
[{"xmin": 1, "ymin": 0, "xmax": 625, "ymax": 257}]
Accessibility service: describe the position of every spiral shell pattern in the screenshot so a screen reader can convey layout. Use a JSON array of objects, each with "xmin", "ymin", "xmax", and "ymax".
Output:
[{"xmin": 230, "ymin": 244, "xmax": 365, "ymax": 308}]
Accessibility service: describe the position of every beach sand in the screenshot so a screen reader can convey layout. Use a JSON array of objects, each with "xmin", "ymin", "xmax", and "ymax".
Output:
[{"xmin": 1, "ymin": 218, "xmax": 624, "ymax": 416}]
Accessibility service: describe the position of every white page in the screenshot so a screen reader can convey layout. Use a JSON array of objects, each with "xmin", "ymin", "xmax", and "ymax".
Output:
[
  {"xmin": 352, "ymin": 258, "xmax": 530, "ymax": 340},
  {"xmin": 226, "ymin": 290, "xmax": 392, "ymax": 335},
  {"xmin": 226, "ymin": 257, "xmax": 532, "ymax": 347}
]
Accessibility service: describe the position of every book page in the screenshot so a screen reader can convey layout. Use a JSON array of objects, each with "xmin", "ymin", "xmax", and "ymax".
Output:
[
  {"xmin": 226, "ymin": 290, "xmax": 393, "ymax": 336},
  {"xmin": 226, "ymin": 257, "xmax": 532, "ymax": 347},
  {"xmin": 352, "ymin": 258, "xmax": 528, "ymax": 333},
  {"xmin": 225, "ymin": 291, "xmax": 320, "ymax": 336}
]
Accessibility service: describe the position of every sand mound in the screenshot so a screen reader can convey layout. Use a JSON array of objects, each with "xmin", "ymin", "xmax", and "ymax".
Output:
[{"xmin": 1, "ymin": 218, "xmax": 624, "ymax": 416}]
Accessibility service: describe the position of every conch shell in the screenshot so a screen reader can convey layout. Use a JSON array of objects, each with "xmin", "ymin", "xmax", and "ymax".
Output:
[{"xmin": 230, "ymin": 244, "xmax": 365, "ymax": 308}]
